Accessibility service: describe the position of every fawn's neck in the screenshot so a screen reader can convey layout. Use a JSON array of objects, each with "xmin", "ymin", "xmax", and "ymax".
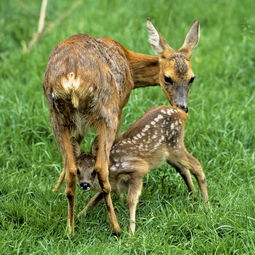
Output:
[{"xmin": 125, "ymin": 50, "xmax": 160, "ymax": 88}]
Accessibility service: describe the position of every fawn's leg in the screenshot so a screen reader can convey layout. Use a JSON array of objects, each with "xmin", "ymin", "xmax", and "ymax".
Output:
[
  {"xmin": 167, "ymin": 161, "xmax": 195, "ymax": 196},
  {"xmin": 95, "ymin": 124, "xmax": 121, "ymax": 233},
  {"xmin": 169, "ymin": 149, "xmax": 208, "ymax": 202},
  {"xmin": 184, "ymin": 152, "xmax": 208, "ymax": 202},
  {"xmin": 77, "ymin": 192, "xmax": 104, "ymax": 217},
  {"xmin": 128, "ymin": 177, "xmax": 143, "ymax": 234}
]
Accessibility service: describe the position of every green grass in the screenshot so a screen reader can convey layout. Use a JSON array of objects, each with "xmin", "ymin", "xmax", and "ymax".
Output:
[{"xmin": 0, "ymin": 0, "xmax": 255, "ymax": 254}]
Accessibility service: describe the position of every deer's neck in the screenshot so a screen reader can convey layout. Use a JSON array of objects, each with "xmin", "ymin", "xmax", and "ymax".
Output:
[{"xmin": 126, "ymin": 50, "xmax": 160, "ymax": 88}]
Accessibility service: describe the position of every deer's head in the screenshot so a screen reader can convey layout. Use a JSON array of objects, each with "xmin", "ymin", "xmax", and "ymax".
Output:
[
  {"xmin": 147, "ymin": 19, "xmax": 200, "ymax": 113},
  {"xmin": 71, "ymin": 138, "xmax": 99, "ymax": 192}
]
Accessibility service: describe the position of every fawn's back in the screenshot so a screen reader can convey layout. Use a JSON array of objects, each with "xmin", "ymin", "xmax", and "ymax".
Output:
[
  {"xmin": 110, "ymin": 106, "xmax": 187, "ymax": 170},
  {"xmin": 77, "ymin": 106, "xmax": 187, "ymax": 193}
]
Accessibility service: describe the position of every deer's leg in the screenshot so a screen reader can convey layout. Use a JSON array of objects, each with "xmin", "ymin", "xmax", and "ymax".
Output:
[
  {"xmin": 50, "ymin": 110, "xmax": 77, "ymax": 235},
  {"xmin": 52, "ymin": 135, "xmax": 83, "ymax": 192},
  {"xmin": 77, "ymin": 192, "xmax": 104, "ymax": 217},
  {"xmin": 52, "ymin": 169, "xmax": 65, "ymax": 192},
  {"xmin": 184, "ymin": 152, "xmax": 208, "ymax": 202},
  {"xmin": 95, "ymin": 125, "xmax": 121, "ymax": 233},
  {"xmin": 167, "ymin": 161, "xmax": 195, "ymax": 196},
  {"xmin": 60, "ymin": 129, "xmax": 78, "ymax": 235},
  {"xmin": 169, "ymin": 150, "xmax": 208, "ymax": 202},
  {"xmin": 128, "ymin": 177, "xmax": 143, "ymax": 234}
]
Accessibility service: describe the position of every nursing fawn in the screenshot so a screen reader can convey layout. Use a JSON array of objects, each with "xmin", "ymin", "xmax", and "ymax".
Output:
[{"xmin": 73, "ymin": 106, "xmax": 208, "ymax": 234}]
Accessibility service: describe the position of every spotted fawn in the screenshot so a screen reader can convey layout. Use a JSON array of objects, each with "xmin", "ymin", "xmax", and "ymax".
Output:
[{"xmin": 71, "ymin": 106, "xmax": 208, "ymax": 234}]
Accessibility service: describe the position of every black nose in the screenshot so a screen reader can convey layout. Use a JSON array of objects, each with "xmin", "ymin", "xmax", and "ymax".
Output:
[
  {"xmin": 177, "ymin": 104, "xmax": 188, "ymax": 113},
  {"xmin": 80, "ymin": 182, "xmax": 91, "ymax": 190}
]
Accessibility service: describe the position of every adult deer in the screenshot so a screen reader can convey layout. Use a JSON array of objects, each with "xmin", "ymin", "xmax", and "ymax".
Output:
[{"xmin": 43, "ymin": 19, "xmax": 200, "ymax": 235}]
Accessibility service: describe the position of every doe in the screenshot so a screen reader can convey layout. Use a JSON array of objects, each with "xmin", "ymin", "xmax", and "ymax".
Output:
[{"xmin": 44, "ymin": 19, "xmax": 200, "ymax": 234}]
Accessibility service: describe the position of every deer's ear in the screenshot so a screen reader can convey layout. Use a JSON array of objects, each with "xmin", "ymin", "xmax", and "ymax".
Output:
[
  {"xmin": 179, "ymin": 20, "xmax": 200, "ymax": 58},
  {"xmin": 146, "ymin": 19, "xmax": 173, "ymax": 55},
  {"xmin": 71, "ymin": 137, "xmax": 81, "ymax": 159}
]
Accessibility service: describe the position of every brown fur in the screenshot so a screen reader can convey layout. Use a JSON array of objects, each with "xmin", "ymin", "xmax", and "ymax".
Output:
[
  {"xmin": 68, "ymin": 106, "xmax": 208, "ymax": 234},
  {"xmin": 45, "ymin": 20, "xmax": 200, "ymax": 235}
]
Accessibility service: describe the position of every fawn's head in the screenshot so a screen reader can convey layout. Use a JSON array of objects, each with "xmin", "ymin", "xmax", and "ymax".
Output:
[
  {"xmin": 71, "ymin": 138, "xmax": 98, "ymax": 191},
  {"xmin": 147, "ymin": 19, "xmax": 200, "ymax": 113},
  {"xmin": 77, "ymin": 153, "xmax": 98, "ymax": 191}
]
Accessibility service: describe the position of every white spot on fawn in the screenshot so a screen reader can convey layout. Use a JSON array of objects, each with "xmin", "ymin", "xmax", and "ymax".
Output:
[
  {"xmin": 154, "ymin": 114, "xmax": 163, "ymax": 122},
  {"xmin": 121, "ymin": 162, "xmax": 130, "ymax": 168},
  {"xmin": 110, "ymin": 165, "xmax": 117, "ymax": 171},
  {"xmin": 167, "ymin": 109, "xmax": 173, "ymax": 115}
]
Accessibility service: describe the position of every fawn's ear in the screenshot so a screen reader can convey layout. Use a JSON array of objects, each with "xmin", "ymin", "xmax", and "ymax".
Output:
[
  {"xmin": 146, "ymin": 19, "xmax": 173, "ymax": 55},
  {"xmin": 71, "ymin": 137, "xmax": 81, "ymax": 159},
  {"xmin": 179, "ymin": 20, "xmax": 200, "ymax": 58}
]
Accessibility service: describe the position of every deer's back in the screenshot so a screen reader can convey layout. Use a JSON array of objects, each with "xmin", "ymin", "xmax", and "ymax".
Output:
[
  {"xmin": 43, "ymin": 34, "xmax": 134, "ymax": 130},
  {"xmin": 110, "ymin": 106, "xmax": 187, "ymax": 169}
]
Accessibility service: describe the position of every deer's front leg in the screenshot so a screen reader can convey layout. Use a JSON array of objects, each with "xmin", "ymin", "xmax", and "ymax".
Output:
[
  {"xmin": 77, "ymin": 192, "xmax": 104, "ymax": 217},
  {"xmin": 52, "ymin": 169, "xmax": 65, "ymax": 192},
  {"xmin": 128, "ymin": 177, "xmax": 143, "ymax": 234},
  {"xmin": 95, "ymin": 125, "xmax": 121, "ymax": 233}
]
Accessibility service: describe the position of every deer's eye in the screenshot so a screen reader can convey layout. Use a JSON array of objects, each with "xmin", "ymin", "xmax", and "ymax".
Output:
[
  {"xmin": 164, "ymin": 75, "xmax": 173, "ymax": 85},
  {"xmin": 189, "ymin": 76, "xmax": 195, "ymax": 84},
  {"xmin": 91, "ymin": 170, "xmax": 96, "ymax": 177},
  {"xmin": 77, "ymin": 169, "xmax": 80, "ymax": 176}
]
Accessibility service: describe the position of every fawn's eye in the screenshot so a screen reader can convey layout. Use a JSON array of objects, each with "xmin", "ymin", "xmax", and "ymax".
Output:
[
  {"xmin": 77, "ymin": 169, "xmax": 80, "ymax": 176},
  {"xmin": 164, "ymin": 75, "xmax": 173, "ymax": 85},
  {"xmin": 91, "ymin": 170, "xmax": 96, "ymax": 177},
  {"xmin": 189, "ymin": 76, "xmax": 195, "ymax": 84}
]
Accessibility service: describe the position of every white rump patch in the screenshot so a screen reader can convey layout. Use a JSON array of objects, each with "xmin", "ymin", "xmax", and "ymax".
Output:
[{"xmin": 62, "ymin": 72, "xmax": 80, "ymax": 91}]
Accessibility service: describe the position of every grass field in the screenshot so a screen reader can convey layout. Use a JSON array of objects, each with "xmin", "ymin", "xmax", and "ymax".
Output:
[{"xmin": 0, "ymin": 0, "xmax": 255, "ymax": 254}]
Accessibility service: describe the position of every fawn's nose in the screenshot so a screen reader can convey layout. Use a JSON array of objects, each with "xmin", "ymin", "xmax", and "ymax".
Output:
[
  {"xmin": 80, "ymin": 182, "xmax": 91, "ymax": 191},
  {"xmin": 177, "ymin": 104, "xmax": 188, "ymax": 113}
]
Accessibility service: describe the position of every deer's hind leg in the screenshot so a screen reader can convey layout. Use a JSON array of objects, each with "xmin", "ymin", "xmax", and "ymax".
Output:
[
  {"xmin": 167, "ymin": 162, "xmax": 196, "ymax": 197},
  {"xmin": 52, "ymin": 136, "xmax": 84, "ymax": 192},
  {"xmin": 49, "ymin": 108, "xmax": 78, "ymax": 235},
  {"xmin": 168, "ymin": 149, "xmax": 208, "ymax": 202},
  {"xmin": 94, "ymin": 124, "xmax": 121, "ymax": 233}
]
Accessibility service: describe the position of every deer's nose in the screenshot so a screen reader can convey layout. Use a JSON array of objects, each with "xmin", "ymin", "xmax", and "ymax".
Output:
[
  {"xmin": 80, "ymin": 182, "xmax": 91, "ymax": 191},
  {"xmin": 177, "ymin": 104, "xmax": 188, "ymax": 113}
]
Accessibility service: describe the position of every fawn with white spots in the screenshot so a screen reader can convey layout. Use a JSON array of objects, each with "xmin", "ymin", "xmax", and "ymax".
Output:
[
  {"xmin": 44, "ymin": 19, "xmax": 200, "ymax": 234},
  {"xmin": 63, "ymin": 106, "xmax": 208, "ymax": 234}
]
